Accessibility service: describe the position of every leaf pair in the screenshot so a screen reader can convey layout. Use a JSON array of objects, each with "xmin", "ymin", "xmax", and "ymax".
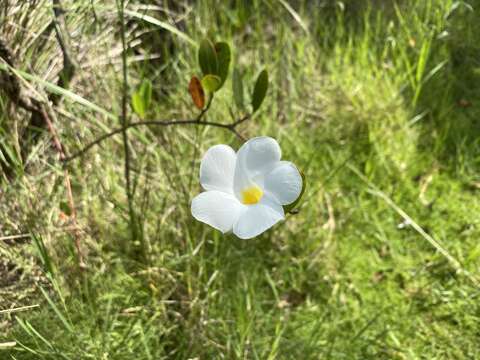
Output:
[
  {"xmin": 198, "ymin": 39, "xmax": 231, "ymax": 89},
  {"xmin": 189, "ymin": 74, "xmax": 224, "ymax": 110},
  {"xmin": 190, "ymin": 38, "xmax": 269, "ymax": 114},
  {"xmin": 189, "ymin": 74, "xmax": 225, "ymax": 110},
  {"xmin": 189, "ymin": 39, "xmax": 232, "ymax": 109},
  {"xmin": 233, "ymin": 68, "xmax": 269, "ymax": 114}
]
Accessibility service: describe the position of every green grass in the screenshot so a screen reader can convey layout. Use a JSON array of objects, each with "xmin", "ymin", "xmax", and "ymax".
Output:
[{"xmin": 2, "ymin": 0, "xmax": 480, "ymax": 358}]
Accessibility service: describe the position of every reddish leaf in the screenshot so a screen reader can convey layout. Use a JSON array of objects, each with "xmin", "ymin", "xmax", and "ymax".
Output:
[{"xmin": 188, "ymin": 76, "xmax": 205, "ymax": 109}]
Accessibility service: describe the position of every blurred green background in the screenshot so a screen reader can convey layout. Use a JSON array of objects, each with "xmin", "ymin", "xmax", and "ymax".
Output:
[{"xmin": 1, "ymin": 0, "xmax": 480, "ymax": 358}]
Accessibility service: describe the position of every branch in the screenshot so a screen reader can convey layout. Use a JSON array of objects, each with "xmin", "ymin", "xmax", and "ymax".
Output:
[
  {"xmin": 22, "ymin": 0, "xmax": 77, "ymax": 153},
  {"xmin": 63, "ymin": 115, "xmax": 250, "ymax": 163},
  {"xmin": 196, "ymin": 93, "xmax": 214, "ymax": 121}
]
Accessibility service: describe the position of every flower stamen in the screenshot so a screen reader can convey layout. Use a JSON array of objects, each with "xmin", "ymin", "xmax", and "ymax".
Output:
[{"xmin": 241, "ymin": 185, "xmax": 263, "ymax": 205}]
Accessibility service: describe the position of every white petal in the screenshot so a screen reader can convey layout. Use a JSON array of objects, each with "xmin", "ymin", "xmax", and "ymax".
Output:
[
  {"xmin": 191, "ymin": 191, "xmax": 245, "ymax": 233},
  {"xmin": 233, "ymin": 197, "xmax": 285, "ymax": 239},
  {"xmin": 234, "ymin": 137, "xmax": 281, "ymax": 197},
  {"xmin": 200, "ymin": 144, "xmax": 236, "ymax": 193},
  {"xmin": 264, "ymin": 161, "xmax": 302, "ymax": 205}
]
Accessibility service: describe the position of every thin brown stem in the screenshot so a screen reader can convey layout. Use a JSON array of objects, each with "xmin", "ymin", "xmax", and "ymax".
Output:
[
  {"xmin": 196, "ymin": 94, "xmax": 214, "ymax": 121},
  {"xmin": 64, "ymin": 116, "xmax": 250, "ymax": 163},
  {"xmin": 188, "ymin": 94, "xmax": 216, "ymax": 192},
  {"xmin": 117, "ymin": 0, "xmax": 137, "ymax": 243}
]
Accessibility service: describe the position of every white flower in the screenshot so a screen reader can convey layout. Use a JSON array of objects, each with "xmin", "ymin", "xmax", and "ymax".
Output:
[{"xmin": 191, "ymin": 136, "xmax": 303, "ymax": 239}]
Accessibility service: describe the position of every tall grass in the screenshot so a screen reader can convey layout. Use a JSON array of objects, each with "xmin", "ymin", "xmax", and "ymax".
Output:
[{"xmin": 1, "ymin": 0, "xmax": 480, "ymax": 358}]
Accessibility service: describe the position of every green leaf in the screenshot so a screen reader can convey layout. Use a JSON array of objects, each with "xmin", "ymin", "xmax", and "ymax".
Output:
[
  {"xmin": 214, "ymin": 42, "xmax": 231, "ymax": 88},
  {"xmin": 283, "ymin": 171, "xmax": 306, "ymax": 214},
  {"xmin": 131, "ymin": 79, "xmax": 152, "ymax": 119},
  {"xmin": 201, "ymin": 74, "xmax": 222, "ymax": 93},
  {"xmin": 232, "ymin": 68, "xmax": 244, "ymax": 110},
  {"xmin": 251, "ymin": 69, "xmax": 268, "ymax": 113},
  {"xmin": 40, "ymin": 287, "xmax": 74, "ymax": 333},
  {"xmin": 198, "ymin": 39, "xmax": 218, "ymax": 76},
  {"xmin": 131, "ymin": 92, "xmax": 145, "ymax": 119}
]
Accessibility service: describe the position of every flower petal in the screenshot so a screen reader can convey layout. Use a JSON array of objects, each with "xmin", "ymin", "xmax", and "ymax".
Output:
[
  {"xmin": 200, "ymin": 144, "xmax": 236, "ymax": 193},
  {"xmin": 191, "ymin": 191, "xmax": 245, "ymax": 233},
  {"xmin": 234, "ymin": 137, "xmax": 281, "ymax": 198},
  {"xmin": 264, "ymin": 161, "xmax": 302, "ymax": 205},
  {"xmin": 233, "ymin": 196, "xmax": 285, "ymax": 239}
]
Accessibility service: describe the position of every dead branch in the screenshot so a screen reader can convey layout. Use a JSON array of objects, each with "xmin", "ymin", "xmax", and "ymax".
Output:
[
  {"xmin": 19, "ymin": 0, "xmax": 78, "ymax": 152},
  {"xmin": 50, "ymin": 0, "xmax": 77, "ymax": 105}
]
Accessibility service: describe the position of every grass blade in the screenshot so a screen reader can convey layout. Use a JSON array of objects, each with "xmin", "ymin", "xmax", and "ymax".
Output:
[{"xmin": 124, "ymin": 9, "xmax": 196, "ymax": 47}]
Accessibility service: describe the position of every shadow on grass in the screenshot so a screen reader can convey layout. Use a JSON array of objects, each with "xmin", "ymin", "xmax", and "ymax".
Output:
[
  {"xmin": 356, "ymin": 1, "xmax": 479, "ymax": 175},
  {"xmin": 414, "ymin": 7, "xmax": 480, "ymax": 171}
]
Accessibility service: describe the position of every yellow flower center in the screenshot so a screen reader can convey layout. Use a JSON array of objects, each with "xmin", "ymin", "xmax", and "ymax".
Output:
[{"xmin": 241, "ymin": 185, "xmax": 263, "ymax": 205}]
